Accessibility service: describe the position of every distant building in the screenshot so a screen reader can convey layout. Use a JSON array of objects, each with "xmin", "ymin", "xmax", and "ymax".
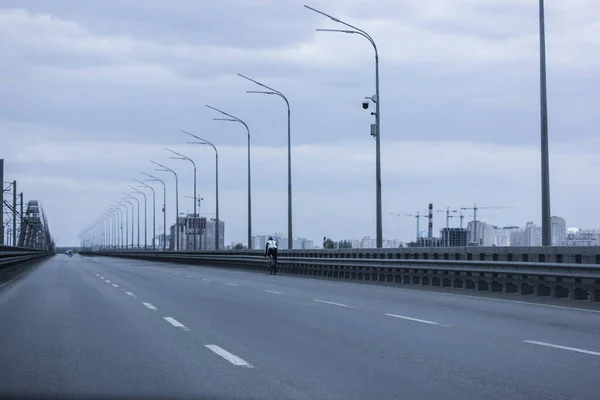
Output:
[
  {"xmin": 360, "ymin": 236, "xmax": 376, "ymax": 249},
  {"xmin": 467, "ymin": 221, "xmax": 494, "ymax": 246},
  {"xmin": 441, "ymin": 228, "xmax": 468, "ymax": 247},
  {"xmin": 566, "ymin": 228, "xmax": 599, "ymax": 246},
  {"xmin": 293, "ymin": 237, "xmax": 314, "ymax": 249},
  {"xmin": 493, "ymin": 226, "xmax": 521, "ymax": 246},
  {"xmin": 169, "ymin": 214, "xmax": 225, "ymax": 250},
  {"xmin": 551, "ymin": 216, "xmax": 567, "ymax": 246}
]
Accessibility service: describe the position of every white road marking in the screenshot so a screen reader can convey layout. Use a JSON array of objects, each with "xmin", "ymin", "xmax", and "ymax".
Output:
[
  {"xmin": 112, "ymin": 284, "xmax": 119, "ymax": 288},
  {"xmin": 125, "ymin": 291, "xmax": 135, "ymax": 297},
  {"xmin": 202, "ymin": 278, "xmax": 212, "ymax": 282},
  {"xmin": 163, "ymin": 317, "xmax": 189, "ymax": 331},
  {"xmin": 205, "ymin": 345, "xmax": 253, "ymax": 368},
  {"xmin": 100, "ymin": 276, "xmax": 104, "ymax": 279},
  {"xmin": 226, "ymin": 283, "xmax": 240, "ymax": 287},
  {"xmin": 524, "ymin": 340, "xmax": 600, "ymax": 357},
  {"xmin": 186, "ymin": 275, "xmax": 193, "ymax": 278},
  {"xmin": 384, "ymin": 313, "xmax": 450, "ymax": 327},
  {"xmin": 142, "ymin": 302, "xmax": 157, "ymax": 310},
  {"xmin": 105, "ymin": 280, "xmax": 111, "ymax": 283},
  {"xmin": 314, "ymin": 299, "xmax": 354, "ymax": 308},
  {"xmin": 0, "ymin": 283, "xmax": 7, "ymax": 289},
  {"xmin": 265, "ymin": 290, "xmax": 282, "ymax": 295},
  {"xmin": 397, "ymin": 287, "xmax": 600, "ymax": 315}
]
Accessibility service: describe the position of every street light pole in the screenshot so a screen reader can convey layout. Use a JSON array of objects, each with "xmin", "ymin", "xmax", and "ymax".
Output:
[
  {"xmin": 183, "ymin": 129, "xmax": 221, "ymax": 250},
  {"xmin": 120, "ymin": 198, "xmax": 135, "ymax": 249},
  {"xmin": 142, "ymin": 173, "xmax": 167, "ymax": 251},
  {"xmin": 206, "ymin": 105, "xmax": 252, "ymax": 249},
  {"xmin": 135, "ymin": 179, "xmax": 156, "ymax": 250},
  {"xmin": 304, "ymin": 5, "xmax": 383, "ymax": 248},
  {"xmin": 237, "ymin": 73, "xmax": 293, "ymax": 249},
  {"xmin": 118, "ymin": 202, "xmax": 133, "ymax": 249},
  {"xmin": 165, "ymin": 148, "xmax": 197, "ymax": 251},
  {"xmin": 113, "ymin": 206, "xmax": 124, "ymax": 249},
  {"xmin": 124, "ymin": 193, "xmax": 140, "ymax": 249},
  {"xmin": 538, "ymin": 0, "xmax": 551, "ymax": 246},
  {"xmin": 128, "ymin": 185, "xmax": 147, "ymax": 250},
  {"xmin": 151, "ymin": 160, "xmax": 179, "ymax": 251}
]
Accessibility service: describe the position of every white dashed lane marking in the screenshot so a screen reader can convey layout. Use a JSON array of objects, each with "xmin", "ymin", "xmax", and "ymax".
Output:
[
  {"xmin": 202, "ymin": 279, "xmax": 212, "ymax": 282},
  {"xmin": 125, "ymin": 291, "xmax": 135, "ymax": 297},
  {"xmin": 205, "ymin": 345, "xmax": 253, "ymax": 368},
  {"xmin": 163, "ymin": 317, "xmax": 190, "ymax": 331},
  {"xmin": 265, "ymin": 290, "xmax": 282, "ymax": 295},
  {"xmin": 143, "ymin": 302, "xmax": 157, "ymax": 311},
  {"xmin": 226, "ymin": 283, "xmax": 240, "ymax": 287},
  {"xmin": 112, "ymin": 284, "xmax": 119, "ymax": 288},
  {"xmin": 314, "ymin": 299, "xmax": 354, "ymax": 308},
  {"xmin": 384, "ymin": 313, "xmax": 449, "ymax": 327}
]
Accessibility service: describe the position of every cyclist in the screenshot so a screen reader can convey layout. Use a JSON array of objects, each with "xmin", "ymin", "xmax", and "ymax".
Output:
[{"xmin": 265, "ymin": 236, "xmax": 278, "ymax": 275}]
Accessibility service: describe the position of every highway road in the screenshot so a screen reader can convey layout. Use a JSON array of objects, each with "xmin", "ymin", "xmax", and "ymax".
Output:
[{"xmin": 1, "ymin": 255, "xmax": 599, "ymax": 399}]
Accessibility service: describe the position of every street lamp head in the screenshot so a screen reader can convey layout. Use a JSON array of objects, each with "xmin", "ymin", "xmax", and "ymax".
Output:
[
  {"xmin": 213, "ymin": 118, "xmax": 237, "ymax": 122},
  {"xmin": 246, "ymin": 90, "xmax": 276, "ymax": 95},
  {"xmin": 316, "ymin": 28, "xmax": 356, "ymax": 34}
]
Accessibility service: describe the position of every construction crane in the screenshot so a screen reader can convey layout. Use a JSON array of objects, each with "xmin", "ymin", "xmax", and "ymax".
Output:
[
  {"xmin": 460, "ymin": 203, "xmax": 512, "ymax": 245},
  {"xmin": 435, "ymin": 207, "xmax": 458, "ymax": 229},
  {"xmin": 390, "ymin": 212, "xmax": 427, "ymax": 242}
]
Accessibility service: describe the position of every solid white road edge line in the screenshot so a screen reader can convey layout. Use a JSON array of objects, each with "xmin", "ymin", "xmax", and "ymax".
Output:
[
  {"xmin": 205, "ymin": 345, "xmax": 253, "ymax": 368},
  {"xmin": 524, "ymin": 340, "xmax": 600, "ymax": 356}
]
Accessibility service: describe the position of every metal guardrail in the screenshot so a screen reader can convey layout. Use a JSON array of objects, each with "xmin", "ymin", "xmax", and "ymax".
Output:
[
  {"xmin": 82, "ymin": 251, "xmax": 600, "ymax": 302},
  {"xmin": 0, "ymin": 249, "xmax": 52, "ymax": 270}
]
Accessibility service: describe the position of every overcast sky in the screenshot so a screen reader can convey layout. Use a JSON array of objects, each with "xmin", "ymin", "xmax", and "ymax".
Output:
[{"xmin": 1, "ymin": 0, "xmax": 599, "ymax": 247}]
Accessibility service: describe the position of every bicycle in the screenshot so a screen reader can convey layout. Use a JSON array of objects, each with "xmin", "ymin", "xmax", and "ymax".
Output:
[{"xmin": 267, "ymin": 253, "xmax": 277, "ymax": 275}]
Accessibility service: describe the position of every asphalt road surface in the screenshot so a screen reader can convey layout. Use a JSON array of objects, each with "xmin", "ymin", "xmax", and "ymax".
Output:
[{"xmin": 1, "ymin": 255, "xmax": 599, "ymax": 399}]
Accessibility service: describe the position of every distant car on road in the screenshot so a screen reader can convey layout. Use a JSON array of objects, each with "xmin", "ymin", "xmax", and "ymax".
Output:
[{"xmin": 66, "ymin": 250, "xmax": 73, "ymax": 257}]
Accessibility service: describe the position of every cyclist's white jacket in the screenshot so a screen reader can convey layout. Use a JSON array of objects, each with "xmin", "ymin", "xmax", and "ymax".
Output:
[{"xmin": 265, "ymin": 239, "xmax": 277, "ymax": 255}]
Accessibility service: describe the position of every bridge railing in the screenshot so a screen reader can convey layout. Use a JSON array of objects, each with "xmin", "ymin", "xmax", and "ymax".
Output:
[
  {"xmin": 0, "ymin": 247, "xmax": 52, "ymax": 271},
  {"xmin": 81, "ymin": 250, "xmax": 600, "ymax": 303}
]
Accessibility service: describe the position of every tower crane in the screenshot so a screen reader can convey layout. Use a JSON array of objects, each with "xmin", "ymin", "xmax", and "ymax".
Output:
[
  {"xmin": 460, "ymin": 203, "xmax": 512, "ymax": 245},
  {"xmin": 390, "ymin": 211, "xmax": 427, "ymax": 242}
]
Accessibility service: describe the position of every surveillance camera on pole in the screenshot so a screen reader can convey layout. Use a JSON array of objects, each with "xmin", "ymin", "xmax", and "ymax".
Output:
[{"xmin": 363, "ymin": 94, "xmax": 378, "ymax": 139}]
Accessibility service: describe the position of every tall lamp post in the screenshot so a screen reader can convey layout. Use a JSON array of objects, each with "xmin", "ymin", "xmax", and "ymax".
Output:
[
  {"xmin": 538, "ymin": 0, "xmax": 551, "ymax": 246},
  {"xmin": 165, "ymin": 148, "xmax": 197, "ymax": 251},
  {"xmin": 134, "ymin": 179, "xmax": 155, "ymax": 250},
  {"xmin": 151, "ymin": 160, "xmax": 179, "ymax": 251},
  {"xmin": 128, "ymin": 185, "xmax": 147, "ymax": 250},
  {"xmin": 182, "ymin": 129, "xmax": 220, "ymax": 250},
  {"xmin": 304, "ymin": 4, "xmax": 383, "ymax": 248},
  {"xmin": 237, "ymin": 73, "xmax": 293, "ymax": 249},
  {"xmin": 111, "ymin": 205, "xmax": 124, "ymax": 249},
  {"xmin": 113, "ymin": 202, "xmax": 129, "ymax": 250},
  {"xmin": 124, "ymin": 193, "xmax": 140, "ymax": 249},
  {"xmin": 142, "ymin": 173, "xmax": 167, "ymax": 251},
  {"xmin": 206, "ymin": 105, "xmax": 252, "ymax": 249},
  {"xmin": 118, "ymin": 199, "xmax": 134, "ymax": 250}
]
